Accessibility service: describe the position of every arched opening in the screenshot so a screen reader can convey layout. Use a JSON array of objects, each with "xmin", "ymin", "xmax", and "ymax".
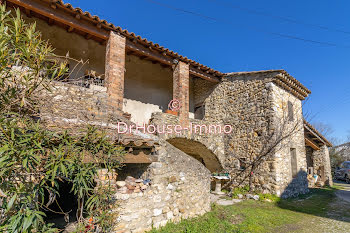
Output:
[
  {"xmin": 43, "ymin": 180, "xmax": 78, "ymax": 229},
  {"xmin": 167, "ymin": 138, "xmax": 222, "ymax": 173}
]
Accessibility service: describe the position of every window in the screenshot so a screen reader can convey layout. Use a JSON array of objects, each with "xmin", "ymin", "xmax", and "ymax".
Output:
[
  {"xmin": 239, "ymin": 158, "xmax": 247, "ymax": 170},
  {"xmin": 288, "ymin": 101, "xmax": 294, "ymax": 121},
  {"xmin": 290, "ymin": 148, "xmax": 298, "ymax": 178},
  {"xmin": 194, "ymin": 104, "xmax": 205, "ymax": 120}
]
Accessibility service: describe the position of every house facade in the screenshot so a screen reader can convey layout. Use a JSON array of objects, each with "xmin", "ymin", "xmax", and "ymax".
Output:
[{"xmin": 4, "ymin": 0, "xmax": 333, "ymax": 231}]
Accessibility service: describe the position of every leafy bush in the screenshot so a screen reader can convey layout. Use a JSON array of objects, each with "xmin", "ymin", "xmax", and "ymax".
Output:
[
  {"xmin": 258, "ymin": 193, "xmax": 280, "ymax": 202},
  {"xmin": 0, "ymin": 4, "xmax": 124, "ymax": 232},
  {"xmin": 231, "ymin": 185, "xmax": 250, "ymax": 198}
]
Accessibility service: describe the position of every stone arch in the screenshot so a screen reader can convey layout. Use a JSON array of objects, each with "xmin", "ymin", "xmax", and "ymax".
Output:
[{"xmin": 167, "ymin": 137, "xmax": 223, "ymax": 173}]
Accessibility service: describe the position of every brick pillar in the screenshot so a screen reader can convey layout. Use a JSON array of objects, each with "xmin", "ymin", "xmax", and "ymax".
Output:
[
  {"xmin": 173, "ymin": 61, "xmax": 189, "ymax": 126},
  {"xmin": 105, "ymin": 31, "xmax": 126, "ymax": 113}
]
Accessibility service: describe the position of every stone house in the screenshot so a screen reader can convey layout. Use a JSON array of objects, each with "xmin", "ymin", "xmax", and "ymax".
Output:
[{"xmin": 4, "ymin": 0, "xmax": 333, "ymax": 231}]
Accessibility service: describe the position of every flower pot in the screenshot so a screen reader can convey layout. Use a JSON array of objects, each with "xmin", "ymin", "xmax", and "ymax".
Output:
[{"xmin": 165, "ymin": 109, "xmax": 178, "ymax": 116}]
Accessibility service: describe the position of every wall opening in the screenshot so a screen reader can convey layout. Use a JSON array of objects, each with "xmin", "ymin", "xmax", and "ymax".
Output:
[
  {"xmin": 167, "ymin": 138, "xmax": 223, "ymax": 193},
  {"xmin": 117, "ymin": 163, "xmax": 150, "ymax": 181},
  {"xmin": 290, "ymin": 148, "xmax": 298, "ymax": 178},
  {"xmin": 22, "ymin": 14, "xmax": 106, "ymax": 84},
  {"xmin": 167, "ymin": 138, "xmax": 222, "ymax": 173},
  {"xmin": 43, "ymin": 180, "xmax": 78, "ymax": 230},
  {"xmin": 124, "ymin": 55, "xmax": 173, "ymax": 125},
  {"xmin": 192, "ymin": 77, "xmax": 217, "ymax": 120}
]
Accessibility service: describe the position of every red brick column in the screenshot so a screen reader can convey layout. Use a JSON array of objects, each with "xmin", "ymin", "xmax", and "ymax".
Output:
[
  {"xmin": 105, "ymin": 31, "xmax": 126, "ymax": 113},
  {"xmin": 173, "ymin": 61, "xmax": 189, "ymax": 126}
]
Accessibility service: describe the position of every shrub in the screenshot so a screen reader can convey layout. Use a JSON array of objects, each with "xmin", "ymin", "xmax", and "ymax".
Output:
[{"xmin": 0, "ymin": 4, "xmax": 124, "ymax": 232}]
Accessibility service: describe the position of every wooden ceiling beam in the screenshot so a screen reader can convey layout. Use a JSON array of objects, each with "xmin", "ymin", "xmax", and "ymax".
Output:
[
  {"xmin": 126, "ymin": 40, "xmax": 173, "ymax": 66},
  {"xmin": 304, "ymin": 124, "xmax": 327, "ymax": 146},
  {"xmin": 126, "ymin": 40, "xmax": 220, "ymax": 82},
  {"xmin": 305, "ymin": 137, "xmax": 320, "ymax": 151},
  {"xmin": 7, "ymin": 0, "xmax": 221, "ymax": 82},
  {"xmin": 6, "ymin": 0, "xmax": 109, "ymax": 40},
  {"xmin": 189, "ymin": 66, "xmax": 220, "ymax": 83}
]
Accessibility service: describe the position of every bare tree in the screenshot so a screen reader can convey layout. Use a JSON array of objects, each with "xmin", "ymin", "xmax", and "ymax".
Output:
[
  {"xmin": 310, "ymin": 121, "xmax": 334, "ymax": 138},
  {"xmin": 223, "ymin": 84, "xmax": 306, "ymax": 193}
]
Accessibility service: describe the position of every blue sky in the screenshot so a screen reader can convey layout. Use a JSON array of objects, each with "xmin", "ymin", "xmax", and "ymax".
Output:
[{"xmin": 72, "ymin": 0, "xmax": 349, "ymax": 142}]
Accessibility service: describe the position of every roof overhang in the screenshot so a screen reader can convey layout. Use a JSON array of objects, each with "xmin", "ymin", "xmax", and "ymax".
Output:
[
  {"xmin": 5, "ymin": 0, "xmax": 222, "ymax": 82},
  {"xmin": 225, "ymin": 70, "xmax": 311, "ymax": 100},
  {"xmin": 304, "ymin": 120, "xmax": 333, "ymax": 149}
]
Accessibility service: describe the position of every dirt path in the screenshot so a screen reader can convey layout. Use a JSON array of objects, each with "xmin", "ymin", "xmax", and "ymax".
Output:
[
  {"xmin": 298, "ymin": 181, "xmax": 350, "ymax": 233},
  {"xmin": 334, "ymin": 180, "xmax": 350, "ymax": 202}
]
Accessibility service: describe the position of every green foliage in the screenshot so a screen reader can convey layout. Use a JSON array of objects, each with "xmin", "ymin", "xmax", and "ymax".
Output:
[
  {"xmin": 258, "ymin": 193, "xmax": 280, "ymax": 202},
  {"xmin": 0, "ymin": 4, "xmax": 124, "ymax": 232},
  {"xmin": 0, "ymin": 117, "xmax": 123, "ymax": 232},
  {"xmin": 329, "ymin": 148, "xmax": 345, "ymax": 174},
  {"xmin": 231, "ymin": 185, "xmax": 250, "ymax": 198},
  {"xmin": 0, "ymin": 4, "xmax": 67, "ymax": 115}
]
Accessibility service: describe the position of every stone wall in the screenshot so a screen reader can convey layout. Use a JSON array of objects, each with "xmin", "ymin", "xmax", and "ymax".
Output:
[
  {"xmin": 269, "ymin": 83, "xmax": 308, "ymax": 197},
  {"xmin": 312, "ymin": 145, "xmax": 333, "ymax": 186},
  {"xmin": 200, "ymin": 73, "xmax": 309, "ymax": 197},
  {"xmin": 204, "ymin": 75, "xmax": 278, "ymax": 193},
  {"xmin": 113, "ymin": 141, "xmax": 211, "ymax": 232},
  {"xmin": 193, "ymin": 77, "xmax": 217, "ymax": 107},
  {"xmin": 150, "ymin": 112, "xmax": 226, "ymax": 172},
  {"xmin": 38, "ymin": 82, "xmax": 212, "ymax": 232},
  {"xmin": 39, "ymin": 81, "xmax": 119, "ymax": 126}
]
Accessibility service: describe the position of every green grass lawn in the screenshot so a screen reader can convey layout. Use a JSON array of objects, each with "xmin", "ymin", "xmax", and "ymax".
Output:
[{"xmin": 150, "ymin": 188, "xmax": 338, "ymax": 233}]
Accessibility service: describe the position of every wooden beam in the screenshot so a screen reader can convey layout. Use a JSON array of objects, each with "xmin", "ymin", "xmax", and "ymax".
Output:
[
  {"xmin": 126, "ymin": 51, "xmax": 134, "ymax": 55},
  {"xmin": 8, "ymin": 0, "xmax": 221, "ymax": 82},
  {"xmin": 126, "ymin": 40, "xmax": 220, "ymax": 82},
  {"xmin": 189, "ymin": 66, "xmax": 220, "ymax": 83},
  {"xmin": 304, "ymin": 124, "xmax": 327, "ymax": 146},
  {"xmin": 126, "ymin": 40, "xmax": 173, "ymax": 66},
  {"xmin": 7, "ymin": 0, "xmax": 109, "ymax": 40},
  {"xmin": 305, "ymin": 137, "xmax": 320, "ymax": 151}
]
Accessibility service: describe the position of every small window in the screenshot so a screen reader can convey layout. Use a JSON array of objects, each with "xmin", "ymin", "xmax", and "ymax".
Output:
[
  {"xmin": 288, "ymin": 101, "xmax": 294, "ymax": 121},
  {"xmin": 268, "ymin": 162, "xmax": 274, "ymax": 172},
  {"xmin": 290, "ymin": 148, "xmax": 298, "ymax": 178},
  {"xmin": 239, "ymin": 158, "xmax": 246, "ymax": 170}
]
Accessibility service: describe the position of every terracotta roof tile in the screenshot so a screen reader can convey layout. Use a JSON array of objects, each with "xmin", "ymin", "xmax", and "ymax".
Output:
[{"xmin": 47, "ymin": 0, "xmax": 223, "ymax": 77}]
